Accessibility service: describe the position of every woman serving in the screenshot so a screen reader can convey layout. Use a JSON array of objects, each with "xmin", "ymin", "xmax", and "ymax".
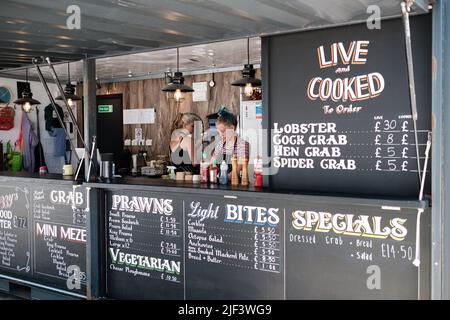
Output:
[
  {"xmin": 170, "ymin": 112, "xmax": 202, "ymax": 173},
  {"xmin": 211, "ymin": 107, "xmax": 250, "ymax": 176}
]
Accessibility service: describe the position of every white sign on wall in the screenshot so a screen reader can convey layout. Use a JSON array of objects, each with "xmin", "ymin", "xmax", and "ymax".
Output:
[
  {"xmin": 123, "ymin": 108, "xmax": 155, "ymax": 124},
  {"xmin": 192, "ymin": 82, "xmax": 209, "ymax": 102}
]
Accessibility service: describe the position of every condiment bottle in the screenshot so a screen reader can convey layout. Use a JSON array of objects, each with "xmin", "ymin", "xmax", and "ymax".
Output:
[
  {"xmin": 253, "ymin": 155, "xmax": 263, "ymax": 187},
  {"xmin": 219, "ymin": 160, "xmax": 228, "ymax": 185},
  {"xmin": 231, "ymin": 155, "xmax": 239, "ymax": 186},
  {"xmin": 241, "ymin": 157, "xmax": 249, "ymax": 186},
  {"xmin": 209, "ymin": 159, "xmax": 218, "ymax": 184},
  {"xmin": 200, "ymin": 152, "xmax": 209, "ymax": 183}
]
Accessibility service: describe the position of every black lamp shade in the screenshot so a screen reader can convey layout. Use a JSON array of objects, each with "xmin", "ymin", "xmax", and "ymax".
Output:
[
  {"xmin": 55, "ymin": 82, "xmax": 82, "ymax": 101},
  {"xmin": 231, "ymin": 64, "xmax": 261, "ymax": 87},
  {"xmin": 13, "ymin": 89, "xmax": 41, "ymax": 105},
  {"xmin": 162, "ymin": 72, "xmax": 194, "ymax": 92}
]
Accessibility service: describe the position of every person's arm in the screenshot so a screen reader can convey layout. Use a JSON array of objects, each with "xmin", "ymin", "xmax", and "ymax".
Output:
[
  {"xmin": 180, "ymin": 136, "xmax": 194, "ymax": 166},
  {"xmin": 169, "ymin": 134, "xmax": 182, "ymax": 152},
  {"xmin": 210, "ymin": 138, "xmax": 222, "ymax": 165}
]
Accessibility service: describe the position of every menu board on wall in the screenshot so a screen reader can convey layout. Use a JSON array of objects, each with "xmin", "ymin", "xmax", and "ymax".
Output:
[
  {"xmin": 0, "ymin": 186, "xmax": 31, "ymax": 276},
  {"xmin": 264, "ymin": 15, "xmax": 431, "ymax": 197},
  {"xmin": 105, "ymin": 190, "xmax": 428, "ymax": 300}
]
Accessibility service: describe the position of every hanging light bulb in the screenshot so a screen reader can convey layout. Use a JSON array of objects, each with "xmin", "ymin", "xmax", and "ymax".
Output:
[
  {"xmin": 231, "ymin": 38, "xmax": 261, "ymax": 95},
  {"xmin": 174, "ymin": 89, "xmax": 183, "ymax": 102},
  {"xmin": 162, "ymin": 47, "xmax": 194, "ymax": 100},
  {"xmin": 13, "ymin": 68, "xmax": 41, "ymax": 113},
  {"xmin": 56, "ymin": 62, "xmax": 82, "ymax": 107},
  {"xmin": 23, "ymin": 101, "xmax": 32, "ymax": 113},
  {"xmin": 244, "ymin": 83, "xmax": 253, "ymax": 97}
]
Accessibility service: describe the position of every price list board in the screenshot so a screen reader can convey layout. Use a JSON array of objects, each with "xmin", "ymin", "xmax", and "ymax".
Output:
[
  {"xmin": 106, "ymin": 190, "xmax": 184, "ymax": 299},
  {"xmin": 285, "ymin": 202, "xmax": 430, "ymax": 299},
  {"xmin": 264, "ymin": 15, "xmax": 431, "ymax": 197},
  {"xmin": 31, "ymin": 185, "xmax": 87, "ymax": 294},
  {"xmin": 103, "ymin": 189, "xmax": 429, "ymax": 300},
  {"xmin": 184, "ymin": 194, "xmax": 284, "ymax": 300},
  {"xmin": 0, "ymin": 185, "xmax": 31, "ymax": 277}
]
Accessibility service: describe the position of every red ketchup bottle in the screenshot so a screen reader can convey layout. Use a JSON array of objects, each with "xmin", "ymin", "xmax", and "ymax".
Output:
[{"xmin": 254, "ymin": 156, "xmax": 263, "ymax": 187}]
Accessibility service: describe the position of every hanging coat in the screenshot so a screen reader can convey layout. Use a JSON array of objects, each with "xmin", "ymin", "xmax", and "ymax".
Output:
[{"xmin": 21, "ymin": 112, "xmax": 39, "ymax": 172}]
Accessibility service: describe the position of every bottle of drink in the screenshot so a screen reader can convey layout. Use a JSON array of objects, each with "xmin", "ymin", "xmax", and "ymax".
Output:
[
  {"xmin": 200, "ymin": 152, "xmax": 209, "ymax": 183},
  {"xmin": 209, "ymin": 159, "xmax": 218, "ymax": 184},
  {"xmin": 219, "ymin": 160, "xmax": 228, "ymax": 185}
]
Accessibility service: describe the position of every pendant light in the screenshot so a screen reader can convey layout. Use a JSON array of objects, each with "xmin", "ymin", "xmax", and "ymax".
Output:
[
  {"xmin": 162, "ymin": 47, "xmax": 194, "ymax": 102},
  {"xmin": 231, "ymin": 38, "xmax": 261, "ymax": 97},
  {"xmin": 13, "ymin": 68, "xmax": 41, "ymax": 113},
  {"xmin": 56, "ymin": 62, "xmax": 82, "ymax": 107}
]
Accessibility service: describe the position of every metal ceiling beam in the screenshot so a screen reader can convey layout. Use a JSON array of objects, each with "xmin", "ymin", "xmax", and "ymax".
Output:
[
  {"xmin": 83, "ymin": 0, "xmax": 295, "ymax": 33},
  {"xmin": 0, "ymin": 47, "xmax": 84, "ymax": 60},
  {"xmin": 208, "ymin": 0, "xmax": 309, "ymax": 27},
  {"xmin": 4, "ymin": 0, "xmax": 210, "ymax": 42},
  {"xmin": 0, "ymin": 21, "xmax": 175, "ymax": 49},
  {"xmin": 0, "ymin": 41, "xmax": 106, "ymax": 56}
]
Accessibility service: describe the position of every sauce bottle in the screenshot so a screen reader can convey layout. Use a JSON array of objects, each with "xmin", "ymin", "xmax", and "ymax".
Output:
[
  {"xmin": 219, "ymin": 160, "xmax": 228, "ymax": 185},
  {"xmin": 200, "ymin": 152, "xmax": 209, "ymax": 183},
  {"xmin": 209, "ymin": 159, "xmax": 218, "ymax": 184}
]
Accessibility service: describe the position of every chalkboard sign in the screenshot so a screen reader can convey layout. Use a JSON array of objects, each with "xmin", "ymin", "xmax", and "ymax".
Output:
[
  {"xmin": 184, "ymin": 194, "xmax": 283, "ymax": 300},
  {"xmin": 106, "ymin": 190, "xmax": 184, "ymax": 299},
  {"xmin": 104, "ymin": 189, "xmax": 428, "ymax": 299},
  {"xmin": 263, "ymin": 15, "xmax": 431, "ymax": 197},
  {"xmin": 31, "ymin": 185, "xmax": 87, "ymax": 294},
  {"xmin": 0, "ymin": 181, "xmax": 87, "ymax": 295},
  {"xmin": 285, "ymin": 202, "xmax": 428, "ymax": 299},
  {"xmin": 0, "ymin": 185, "xmax": 31, "ymax": 276},
  {"xmin": 105, "ymin": 190, "xmax": 284, "ymax": 299}
]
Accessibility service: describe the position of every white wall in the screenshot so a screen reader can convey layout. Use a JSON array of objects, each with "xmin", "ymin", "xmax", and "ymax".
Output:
[{"xmin": 0, "ymin": 77, "xmax": 76, "ymax": 173}]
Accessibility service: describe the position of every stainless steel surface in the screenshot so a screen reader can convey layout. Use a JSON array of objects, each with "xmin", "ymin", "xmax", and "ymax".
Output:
[
  {"xmin": 431, "ymin": 0, "xmax": 450, "ymax": 300},
  {"xmin": 0, "ymin": 38, "xmax": 261, "ymax": 83},
  {"xmin": 0, "ymin": 0, "xmax": 428, "ymax": 71},
  {"xmin": 101, "ymin": 161, "xmax": 113, "ymax": 179}
]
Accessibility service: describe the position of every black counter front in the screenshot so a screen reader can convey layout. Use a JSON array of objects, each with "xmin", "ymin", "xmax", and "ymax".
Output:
[
  {"xmin": 0, "ymin": 173, "xmax": 87, "ymax": 298},
  {"xmin": 86, "ymin": 177, "xmax": 431, "ymax": 300},
  {"xmin": 0, "ymin": 173, "xmax": 431, "ymax": 299}
]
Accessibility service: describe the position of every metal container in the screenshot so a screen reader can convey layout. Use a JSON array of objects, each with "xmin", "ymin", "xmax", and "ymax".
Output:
[{"xmin": 100, "ymin": 153, "xmax": 114, "ymax": 180}]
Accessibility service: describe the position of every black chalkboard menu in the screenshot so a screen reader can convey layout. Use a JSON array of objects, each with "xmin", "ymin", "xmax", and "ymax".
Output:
[
  {"xmin": 105, "ymin": 189, "xmax": 429, "ymax": 300},
  {"xmin": 106, "ymin": 190, "xmax": 184, "ymax": 299},
  {"xmin": 263, "ymin": 15, "xmax": 431, "ymax": 197},
  {"xmin": 285, "ymin": 202, "xmax": 429, "ymax": 299},
  {"xmin": 31, "ymin": 185, "xmax": 87, "ymax": 294},
  {"xmin": 184, "ymin": 194, "xmax": 283, "ymax": 299},
  {"xmin": 0, "ymin": 181, "xmax": 87, "ymax": 295},
  {"xmin": 0, "ymin": 186, "xmax": 31, "ymax": 276}
]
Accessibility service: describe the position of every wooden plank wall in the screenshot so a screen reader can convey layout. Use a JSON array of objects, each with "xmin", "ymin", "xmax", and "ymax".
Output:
[{"xmin": 76, "ymin": 69, "xmax": 260, "ymax": 158}]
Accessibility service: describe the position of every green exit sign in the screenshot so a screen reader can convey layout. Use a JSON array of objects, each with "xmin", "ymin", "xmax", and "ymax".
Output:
[{"xmin": 98, "ymin": 105, "xmax": 113, "ymax": 113}]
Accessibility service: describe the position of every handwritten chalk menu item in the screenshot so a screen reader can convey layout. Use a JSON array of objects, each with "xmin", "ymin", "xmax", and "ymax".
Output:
[
  {"xmin": 263, "ymin": 15, "xmax": 431, "ymax": 197},
  {"xmin": 184, "ymin": 194, "xmax": 284, "ymax": 300},
  {"xmin": 31, "ymin": 185, "xmax": 87, "ymax": 294},
  {"xmin": 106, "ymin": 190, "xmax": 184, "ymax": 299},
  {"xmin": 0, "ymin": 185, "xmax": 31, "ymax": 276},
  {"xmin": 286, "ymin": 202, "xmax": 428, "ymax": 299}
]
